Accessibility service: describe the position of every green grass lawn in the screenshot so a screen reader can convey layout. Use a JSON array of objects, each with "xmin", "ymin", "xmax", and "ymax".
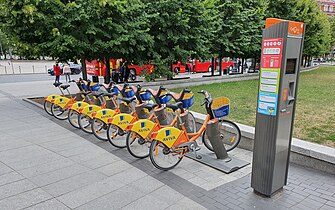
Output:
[{"xmin": 171, "ymin": 66, "xmax": 335, "ymax": 147}]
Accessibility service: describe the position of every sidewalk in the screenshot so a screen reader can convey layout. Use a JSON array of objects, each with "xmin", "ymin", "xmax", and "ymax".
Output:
[{"xmin": 0, "ymin": 80, "xmax": 334, "ymax": 210}]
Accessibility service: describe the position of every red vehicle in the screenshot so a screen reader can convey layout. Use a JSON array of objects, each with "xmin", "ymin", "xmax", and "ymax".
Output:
[
  {"xmin": 86, "ymin": 59, "xmax": 154, "ymax": 76},
  {"xmin": 128, "ymin": 64, "xmax": 154, "ymax": 75},
  {"xmin": 172, "ymin": 59, "xmax": 234, "ymax": 74}
]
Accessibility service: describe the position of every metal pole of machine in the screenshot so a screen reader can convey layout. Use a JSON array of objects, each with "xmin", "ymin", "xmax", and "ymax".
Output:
[{"xmin": 251, "ymin": 18, "xmax": 305, "ymax": 197}]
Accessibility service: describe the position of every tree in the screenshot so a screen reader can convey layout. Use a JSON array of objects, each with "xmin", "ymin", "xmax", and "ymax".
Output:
[{"xmin": 142, "ymin": 0, "xmax": 214, "ymax": 80}]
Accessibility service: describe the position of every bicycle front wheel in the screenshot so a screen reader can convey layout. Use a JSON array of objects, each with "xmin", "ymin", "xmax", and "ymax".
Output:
[
  {"xmin": 51, "ymin": 104, "xmax": 69, "ymax": 120},
  {"xmin": 68, "ymin": 109, "xmax": 80, "ymax": 128},
  {"xmin": 149, "ymin": 140, "xmax": 185, "ymax": 171},
  {"xmin": 44, "ymin": 101, "xmax": 53, "ymax": 116},
  {"xmin": 126, "ymin": 131, "xmax": 150, "ymax": 159},
  {"xmin": 91, "ymin": 118, "xmax": 108, "ymax": 141},
  {"xmin": 107, "ymin": 124, "xmax": 126, "ymax": 148},
  {"xmin": 202, "ymin": 119, "xmax": 241, "ymax": 152},
  {"xmin": 78, "ymin": 113, "xmax": 93, "ymax": 133}
]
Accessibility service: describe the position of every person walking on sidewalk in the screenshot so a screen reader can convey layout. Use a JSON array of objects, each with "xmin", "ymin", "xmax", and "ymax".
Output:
[
  {"xmin": 54, "ymin": 63, "xmax": 61, "ymax": 83},
  {"xmin": 63, "ymin": 63, "xmax": 71, "ymax": 82}
]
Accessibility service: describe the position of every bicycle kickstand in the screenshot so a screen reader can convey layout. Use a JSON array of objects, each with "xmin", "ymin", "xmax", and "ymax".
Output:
[{"xmin": 190, "ymin": 142, "xmax": 202, "ymax": 159}]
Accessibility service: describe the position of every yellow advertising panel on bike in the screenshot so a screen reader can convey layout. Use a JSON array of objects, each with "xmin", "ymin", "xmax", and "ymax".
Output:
[
  {"xmin": 130, "ymin": 119, "xmax": 157, "ymax": 139},
  {"xmin": 94, "ymin": 109, "xmax": 116, "ymax": 124},
  {"xmin": 54, "ymin": 96, "xmax": 71, "ymax": 109},
  {"xmin": 154, "ymin": 127, "xmax": 182, "ymax": 148},
  {"xmin": 45, "ymin": 94, "xmax": 60, "ymax": 103},
  {"xmin": 70, "ymin": 101, "xmax": 89, "ymax": 112},
  {"xmin": 111, "ymin": 113, "xmax": 134, "ymax": 131},
  {"xmin": 81, "ymin": 105, "xmax": 101, "ymax": 119}
]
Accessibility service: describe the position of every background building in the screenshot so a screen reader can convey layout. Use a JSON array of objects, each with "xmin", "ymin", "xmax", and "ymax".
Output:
[{"xmin": 317, "ymin": 0, "xmax": 335, "ymax": 15}]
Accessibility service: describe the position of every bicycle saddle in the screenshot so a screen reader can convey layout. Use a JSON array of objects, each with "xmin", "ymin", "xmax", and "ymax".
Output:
[
  {"xmin": 167, "ymin": 102, "xmax": 184, "ymax": 112},
  {"xmin": 143, "ymin": 103, "xmax": 158, "ymax": 111},
  {"xmin": 53, "ymin": 82, "xmax": 62, "ymax": 87},
  {"xmin": 60, "ymin": 84, "xmax": 70, "ymax": 90},
  {"xmin": 80, "ymin": 91, "xmax": 91, "ymax": 96},
  {"xmin": 103, "ymin": 92, "xmax": 117, "ymax": 98},
  {"xmin": 120, "ymin": 97, "xmax": 136, "ymax": 104}
]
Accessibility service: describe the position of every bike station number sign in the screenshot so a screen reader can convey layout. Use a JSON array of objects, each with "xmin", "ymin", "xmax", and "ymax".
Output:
[{"xmin": 257, "ymin": 38, "xmax": 284, "ymax": 116}]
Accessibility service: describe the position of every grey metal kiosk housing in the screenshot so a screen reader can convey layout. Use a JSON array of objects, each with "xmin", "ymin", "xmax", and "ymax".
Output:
[{"xmin": 251, "ymin": 18, "xmax": 305, "ymax": 197}]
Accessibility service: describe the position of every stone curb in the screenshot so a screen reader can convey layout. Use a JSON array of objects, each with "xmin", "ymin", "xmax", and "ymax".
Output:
[{"xmin": 191, "ymin": 111, "xmax": 335, "ymax": 175}]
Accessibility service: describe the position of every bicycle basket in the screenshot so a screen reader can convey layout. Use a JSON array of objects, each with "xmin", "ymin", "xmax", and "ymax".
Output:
[
  {"xmin": 140, "ymin": 91, "xmax": 151, "ymax": 101},
  {"xmin": 111, "ymin": 87, "xmax": 119, "ymax": 95},
  {"xmin": 159, "ymin": 93, "xmax": 172, "ymax": 104},
  {"xmin": 90, "ymin": 84, "xmax": 100, "ymax": 91},
  {"xmin": 125, "ymin": 89, "xmax": 135, "ymax": 98},
  {"xmin": 212, "ymin": 97, "xmax": 230, "ymax": 118},
  {"xmin": 182, "ymin": 93, "xmax": 194, "ymax": 108}
]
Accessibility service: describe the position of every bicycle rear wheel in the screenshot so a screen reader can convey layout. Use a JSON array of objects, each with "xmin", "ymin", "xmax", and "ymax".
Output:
[
  {"xmin": 202, "ymin": 119, "xmax": 241, "ymax": 152},
  {"xmin": 91, "ymin": 118, "xmax": 108, "ymax": 141},
  {"xmin": 78, "ymin": 113, "xmax": 93, "ymax": 133},
  {"xmin": 68, "ymin": 109, "xmax": 80, "ymax": 128},
  {"xmin": 126, "ymin": 131, "xmax": 150, "ymax": 159},
  {"xmin": 107, "ymin": 124, "xmax": 126, "ymax": 148},
  {"xmin": 185, "ymin": 111, "xmax": 197, "ymax": 133},
  {"xmin": 44, "ymin": 101, "xmax": 53, "ymax": 116},
  {"xmin": 51, "ymin": 104, "xmax": 69, "ymax": 120},
  {"xmin": 149, "ymin": 140, "xmax": 185, "ymax": 171}
]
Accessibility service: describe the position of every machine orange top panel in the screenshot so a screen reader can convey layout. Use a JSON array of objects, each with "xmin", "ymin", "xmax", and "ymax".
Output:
[{"xmin": 265, "ymin": 18, "xmax": 304, "ymax": 38}]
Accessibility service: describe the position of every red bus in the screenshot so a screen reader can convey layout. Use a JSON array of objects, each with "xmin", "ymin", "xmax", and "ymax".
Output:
[{"xmin": 172, "ymin": 59, "xmax": 234, "ymax": 74}]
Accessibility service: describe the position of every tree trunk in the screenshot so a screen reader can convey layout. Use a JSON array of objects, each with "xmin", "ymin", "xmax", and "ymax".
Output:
[
  {"xmin": 211, "ymin": 57, "xmax": 215, "ymax": 76},
  {"xmin": 80, "ymin": 56, "xmax": 87, "ymax": 80},
  {"xmin": 253, "ymin": 57, "xmax": 256, "ymax": 72},
  {"xmin": 219, "ymin": 57, "xmax": 222, "ymax": 76},
  {"xmin": 105, "ymin": 56, "xmax": 110, "ymax": 84}
]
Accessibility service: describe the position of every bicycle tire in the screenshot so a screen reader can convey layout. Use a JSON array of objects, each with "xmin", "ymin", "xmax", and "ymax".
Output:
[
  {"xmin": 202, "ymin": 119, "xmax": 241, "ymax": 152},
  {"xmin": 44, "ymin": 101, "xmax": 53, "ymax": 116},
  {"xmin": 107, "ymin": 124, "xmax": 126, "ymax": 148},
  {"xmin": 91, "ymin": 118, "xmax": 108, "ymax": 141},
  {"xmin": 185, "ymin": 111, "xmax": 197, "ymax": 133},
  {"xmin": 149, "ymin": 140, "xmax": 184, "ymax": 171},
  {"xmin": 78, "ymin": 113, "xmax": 93, "ymax": 134},
  {"xmin": 68, "ymin": 109, "xmax": 80, "ymax": 128},
  {"xmin": 126, "ymin": 131, "xmax": 150, "ymax": 159},
  {"xmin": 51, "ymin": 103, "xmax": 69, "ymax": 120}
]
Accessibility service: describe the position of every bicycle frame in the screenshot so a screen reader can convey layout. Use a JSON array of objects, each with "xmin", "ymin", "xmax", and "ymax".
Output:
[{"xmin": 152, "ymin": 114, "xmax": 211, "ymax": 149}]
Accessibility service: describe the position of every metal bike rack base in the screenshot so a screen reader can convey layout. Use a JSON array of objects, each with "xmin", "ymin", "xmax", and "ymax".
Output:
[{"xmin": 186, "ymin": 149, "xmax": 249, "ymax": 174}]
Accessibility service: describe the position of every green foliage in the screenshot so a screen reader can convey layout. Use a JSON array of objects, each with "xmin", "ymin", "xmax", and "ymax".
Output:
[{"xmin": 211, "ymin": 0, "xmax": 266, "ymax": 59}]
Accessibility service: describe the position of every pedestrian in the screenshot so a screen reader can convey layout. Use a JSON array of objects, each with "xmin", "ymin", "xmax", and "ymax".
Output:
[
  {"xmin": 54, "ymin": 63, "xmax": 61, "ymax": 83},
  {"xmin": 123, "ymin": 59, "xmax": 130, "ymax": 82},
  {"xmin": 119, "ymin": 58, "xmax": 124, "ymax": 82},
  {"xmin": 63, "ymin": 63, "xmax": 71, "ymax": 82}
]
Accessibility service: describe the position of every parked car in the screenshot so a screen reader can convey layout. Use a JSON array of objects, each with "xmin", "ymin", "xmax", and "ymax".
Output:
[{"xmin": 48, "ymin": 62, "xmax": 82, "ymax": 76}]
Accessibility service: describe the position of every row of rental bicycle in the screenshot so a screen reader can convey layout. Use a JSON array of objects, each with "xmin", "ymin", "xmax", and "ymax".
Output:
[{"xmin": 44, "ymin": 79, "xmax": 241, "ymax": 170}]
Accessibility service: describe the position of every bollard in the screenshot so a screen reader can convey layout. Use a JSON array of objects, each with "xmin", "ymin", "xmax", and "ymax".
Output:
[
  {"xmin": 11, "ymin": 62, "xmax": 14, "ymax": 74},
  {"xmin": 45, "ymin": 65, "xmax": 47, "ymax": 73},
  {"xmin": 19, "ymin": 66, "xmax": 22, "ymax": 74},
  {"xmin": 32, "ymin": 65, "xmax": 35, "ymax": 73},
  {"xmin": 4, "ymin": 66, "xmax": 7, "ymax": 74}
]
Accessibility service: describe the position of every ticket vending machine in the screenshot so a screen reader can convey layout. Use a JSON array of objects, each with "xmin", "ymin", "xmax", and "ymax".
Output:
[{"xmin": 251, "ymin": 18, "xmax": 305, "ymax": 197}]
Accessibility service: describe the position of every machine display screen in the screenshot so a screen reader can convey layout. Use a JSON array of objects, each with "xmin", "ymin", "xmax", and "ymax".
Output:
[{"xmin": 286, "ymin": 59, "xmax": 296, "ymax": 74}]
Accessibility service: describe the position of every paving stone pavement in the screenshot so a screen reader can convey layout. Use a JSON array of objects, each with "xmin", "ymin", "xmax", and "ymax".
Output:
[{"xmin": 0, "ymin": 81, "xmax": 334, "ymax": 210}]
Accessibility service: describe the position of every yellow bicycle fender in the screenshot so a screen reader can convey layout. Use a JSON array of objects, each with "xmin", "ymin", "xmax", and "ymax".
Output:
[
  {"xmin": 94, "ymin": 109, "xmax": 116, "ymax": 124},
  {"xmin": 45, "ymin": 94, "xmax": 60, "ymax": 103},
  {"xmin": 54, "ymin": 96, "xmax": 70, "ymax": 109},
  {"xmin": 111, "ymin": 113, "xmax": 134, "ymax": 131},
  {"xmin": 70, "ymin": 101, "xmax": 89, "ymax": 112},
  {"xmin": 154, "ymin": 127, "xmax": 182, "ymax": 148},
  {"xmin": 81, "ymin": 105, "xmax": 101, "ymax": 119},
  {"xmin": 131, "ymin": 119, "xmax": 156, "ymax": 139}
]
